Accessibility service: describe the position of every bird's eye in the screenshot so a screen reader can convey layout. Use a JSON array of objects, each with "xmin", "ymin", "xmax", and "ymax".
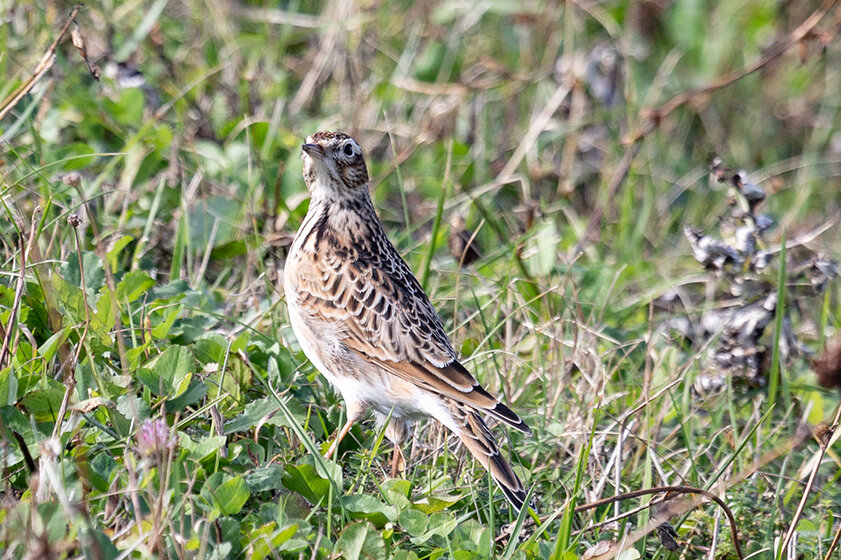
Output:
[{"xmin": 343, "ymin": 143, "xmax": 355, "ymax": 157}]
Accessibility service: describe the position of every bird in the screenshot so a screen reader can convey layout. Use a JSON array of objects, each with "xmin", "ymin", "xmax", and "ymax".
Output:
[{"xmin": 283, "ymin": 131, "xmax": 531, "ymax": 510}]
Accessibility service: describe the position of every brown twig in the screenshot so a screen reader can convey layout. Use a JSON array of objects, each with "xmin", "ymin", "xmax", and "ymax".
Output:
[
  {"xmin": 0, "ymin": 5, "xmax": 84, "ymax": 122},
  {"xmin": 623, "ymin": 0, "xmax": 839, "ymax": 145},
  {"xmin": 571, "ymin": 485, "xmax": 745, "ymax": 560},
  {"xmin": 0, "ymin": 209, "xmax": 40, "ymax": 369},
  {"xmin": 577, "ymin": 0, "xmax": 838, "ymax": 251},
  {"xmin": 824, "ymin": 518, "xmax": 841, "ymax": 560},
  {"xmin": 780, "ymin": 399, "xmax": 841, "ymax": 555}
]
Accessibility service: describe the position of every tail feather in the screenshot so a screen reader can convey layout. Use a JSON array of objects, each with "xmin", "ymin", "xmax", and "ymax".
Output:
[{"xmin": 453, "ymin": 405, "xmax": 529, "ymax": 511}]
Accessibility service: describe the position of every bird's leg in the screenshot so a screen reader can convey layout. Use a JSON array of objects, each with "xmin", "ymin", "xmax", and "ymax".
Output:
[
  {"xmin": 325, "ymin": 418, "xmax": 354, "ymax": 460},
  {"xmin": 390, "ymin": 443, "xmax": 406, "ymax": 478}
]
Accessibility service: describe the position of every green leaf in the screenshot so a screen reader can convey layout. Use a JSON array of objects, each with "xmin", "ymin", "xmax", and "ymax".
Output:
[
  {"xmin": 381, "ymin": 478, "xmax": 412, "ymax": 510},
  {"xmin": 116, "ymin": 394, "xmax": 150, "ymax": 422},
  {"xmin": 167, "ymin": 379, "xmax": 206, "ymax": 410},
  {"xmin": 189, "ymin": 435, "xmax": 227, "ymax": 461},
  {"xmin": 57, "ymin": 142, "xmax": 96, "ymax": 170},
  {"xmin": 249, "ymin": 523, "xmax": 301, "ymax": 560},
  {"xmin": 245, "ymin": 465, "xmax": 286, "ymax": 493},
  {"xmin": 335, "ymin": 522, "xmax": 386, "ymax": 560},
  {"xmin": 411, "ymin": 512, "xmax": 458, "ymax": 544},
  {"xmin": 117, "ymin": 270, "xmax": 155, "ymax": 303},
  {"xmin": 413, "ymin": 491, "xmax": 462, "ymax": 514},
  {"xmin": 150, "ymin": 305, "xmax": 182, "ymax": 339},
  {"xmin": 193, "ymin": 333, "xmax": 228, "ymax": 364},
  {"xmin": 149, "ymin": 280, "xmax": 190, "ymax": 301},
  {"xmin": 106, "ymin": 235, "xmax": 134, "ymax": 271},
  {"xmin": 210, "ymin": 239, "xmax": 247, "ymax": 260},
  {"xmin": 342, "ymin": 494, "xmax": 397, "ymax": 527},
  {"xmin": 50, "ymin": 274, "xmax": 87, "ymax": 325},
  {"xmin": 0, "ymin": 368, "xmax": 18, "ymax": 407},
  {"xmin": 19, "ymin": 381, "xmax": 66, "ymax": 422},
  {"xmin": 524, "ymin": 220, "xmax": 558, "ymax": 277},
  {"xmin": 85, "ymin": 530, "xmax": 120, "ymax": 560},
  {"xmin": 136, "ymin": 345, "xmax": 194, "ymax": 398},
  {"xmin": 61, "ymin": 251, "xmax": 106, "ymax": 297},
  {"xmin": 398, "ymin": 508, "xmax": 428, "ymax": 537},
  {"xmin": 223, "ymin": 396, "xmax": 283, "ymax": 434},
  {"xmin": 281, "ymin": 455, "xmax": 342, "ymax": 504},
  {"xmin": 36, "ymin": 328, "xmax": 70, "ymax": 363},
  {"xmin": 93, "ymin": 288, "xmax": 117, "ymax": 339},
  {"xmin": 212, "ymin": 476, "xmax": 251, "ymax": 515}
]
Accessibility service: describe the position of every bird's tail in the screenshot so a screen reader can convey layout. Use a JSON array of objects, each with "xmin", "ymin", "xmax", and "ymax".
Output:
[{"xmin": 452, "ymin": 404, "xmax": 529, "ymax": 511}]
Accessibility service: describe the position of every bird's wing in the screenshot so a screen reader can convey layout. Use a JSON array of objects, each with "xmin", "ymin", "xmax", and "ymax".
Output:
[{"xmin": 293, "ymin": 241, "xmax": 529, "ymax": 433}]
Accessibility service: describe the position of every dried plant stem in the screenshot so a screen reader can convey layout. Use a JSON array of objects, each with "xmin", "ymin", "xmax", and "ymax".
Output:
[
  {"xmin": 779, "ymin": 399, "xmax": 841, "ymax": 556},
  {"xmin": 823, "ymin": 518, "xmax": 841, "ymax": 560},
  {"xmin": 0, "ymin": 210, "xmax": 40, "ymax": 369},
  {"xmin": 624, "ymin": 0, "xmax": 840, "ymax": 145},
  {"xmin": 0, "ymin": 5, "xmax": 82, "ymax": 122},
  {"xmin": 51, "ymin": 223, "xmax": 91, "ymax": 439},
  {"xmin": 573, "ymin": 485, "xmax": 744, "ymax": 560},
  {"xmin": 577, "ymin": 0, "xmax": 838, "ymax": 251},
  {"xmin": 76, "ymin": 191, "xmax": 130, "ymax": 375}
]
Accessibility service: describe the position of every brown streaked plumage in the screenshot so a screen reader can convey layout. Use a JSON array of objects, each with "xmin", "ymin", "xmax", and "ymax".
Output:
[{"xmin": 284, "ymin": 131, "xmax": 531, "ymax": 510}]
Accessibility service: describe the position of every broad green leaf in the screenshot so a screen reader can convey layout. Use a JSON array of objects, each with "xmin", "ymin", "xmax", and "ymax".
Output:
[
  {"xmin": 245, "ymin": 465, "xmax": 286, "ymax": 493},
  {"xmin": 117, "ymin": 270, "xmax": 154, "ymax": 303},
  {"xmin": 223, "ymin": 396, "xmax": 284, "ymax": 434},
  {"xmin": 335, "ymin": 522, "xmax": 386, "ymax": 560},
  {"xmin": 106, "ymin": 235, "xmax": 134, "ymax": 271},
  {"xmin": 398, "ymin": 509, "xmax": 428, "ymax": 537},
  {"xmin": 50, "ymin": 274, "xmax": 87, "ymax": 325},
  {"xmin": 116, "ymin": 394, "xmax": 150, "ymax": 422},
  {"xmin": 212, "ymin": 476, "xmax": 251, "ymax": 515},
  {"xmin": 149, "ymin": 280, "xmax": 190, "ymax": 301},
  {"xmin": 103, "ymin": 88, "xmax": 144, "ymax": 127},
  {"xmin": 193, "ymin": 333, "xmax": 228, "ymax": 364},
  {"xmin": 138, "ymin": 345, "xmax": 195, "ymax": 397},
  {"xmin": 413, "ymin": 491, "xmax": 462, "ymax": 514},
  {"xmin": 93, "ymin": 288, "xmax": 117, "ymax": 339},
  {"xmin": 190, "ymin": 435, "xmax": 226, "ymax": 461},
  {"xmin": 151, "ymin": 305, "xmax": 182, "ymax": 339},
  {"xmin": 61, "ymin": 251, "xmax": 106, "ymax": 297},
  {"xmin": 0, "ymin": 368, "xmax": 18, "ymax": 407},
  {"xmin": 381, "ymin": 478, "xmax": 412, "ymax": 510},
  {"xmin": 19, "ymin": 382, "xmax": 66, "ymax": 422},
  {"xmin": 342, "ymin": 494, "xmax": 397, "ymax": 527},
  {"xmin": 249, "ymin": 523, "xmax": 300, "ymax": 560},
  {"xmin": 281, "ymin": 455, "xmax": 341, "ymax": 505},
  {"xmin": 57, "ymin": 142, "xmax": 95, "ymax": 170},
  {"xmin": 85, "ymin": 529, "xmax": 120, "ymax": 560},
  {"xmin": 167, "ymin": 379, "xmax": 206, "ymax": 410}
]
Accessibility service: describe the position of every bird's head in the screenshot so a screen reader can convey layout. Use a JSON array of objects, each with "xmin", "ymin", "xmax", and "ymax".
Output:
[{"xmin": 301, "ymin": 131, "xmax": 369, "ymax": 196}]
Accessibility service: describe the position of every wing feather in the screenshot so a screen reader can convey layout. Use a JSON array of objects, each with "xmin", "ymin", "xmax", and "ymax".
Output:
[{"xmin": 290, "ymin": 203, "xmax": 528, "ymax": 433}]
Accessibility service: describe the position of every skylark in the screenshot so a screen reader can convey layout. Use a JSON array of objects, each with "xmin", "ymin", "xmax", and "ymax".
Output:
[{"xmin": 284, "ymin": 131, "xmax": 531, "ymax": 510}]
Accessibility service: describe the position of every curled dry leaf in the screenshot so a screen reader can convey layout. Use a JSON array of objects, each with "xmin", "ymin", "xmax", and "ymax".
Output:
[
  {"xmin": 582, "ymin": 540, "xmax": 619, "ymax": 560},
  {"xmin": 70, "ymin": 397, "xmax": 113, "ymax": 413},
  {"xmin": 812, "ymin": 333, "xmax": 841, "ymax": 389},
  {"xmin": 448, "ymin": 215, "xmax": 482, "ymax": 266}
]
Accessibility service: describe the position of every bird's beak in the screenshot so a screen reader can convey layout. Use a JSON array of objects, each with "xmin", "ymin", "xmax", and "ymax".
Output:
[{"xmin": 301, "ymin": 143, "xmax": 324, "ymax": 159}]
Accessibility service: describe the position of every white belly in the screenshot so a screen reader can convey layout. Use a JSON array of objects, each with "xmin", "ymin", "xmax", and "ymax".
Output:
[{"xmin": 285, "ymin": 291, "xmax": 456, "ymax": 431}]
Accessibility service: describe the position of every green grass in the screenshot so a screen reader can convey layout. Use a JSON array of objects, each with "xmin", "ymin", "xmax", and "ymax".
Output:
[{"xmin": 1, "ymin": 1, "xmax": 841, "ymax": 558}]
